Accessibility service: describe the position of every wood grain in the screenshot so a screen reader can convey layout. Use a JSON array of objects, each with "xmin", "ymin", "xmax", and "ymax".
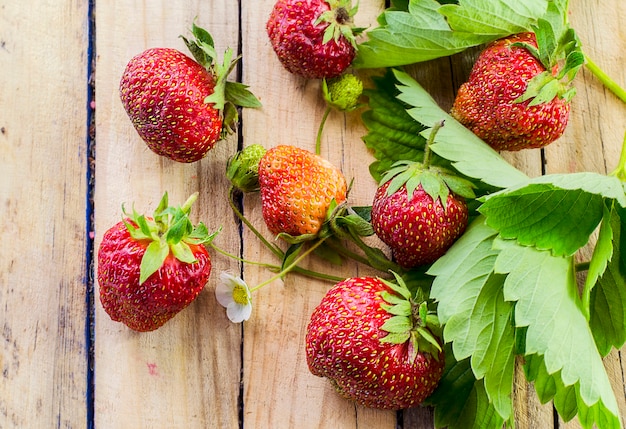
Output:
[
  {"xmin": 1, "ymin": 0, "xmax": 626, "ymax": 428},
  {"xmin": 94, "ymin": 1, "xmax": 242, "ymax": 427},
  {"xmin": 0, "ymin": 1, "xmax": 90, "ymax": 428}
]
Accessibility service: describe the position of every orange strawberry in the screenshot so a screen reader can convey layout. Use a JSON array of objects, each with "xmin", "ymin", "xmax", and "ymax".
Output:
[{"xmin": 257, "ymin": 145, "xmax": 347, "ymax": 238}]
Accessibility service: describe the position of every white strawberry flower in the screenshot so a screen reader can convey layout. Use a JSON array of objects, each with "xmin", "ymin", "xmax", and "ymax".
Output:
[{"xmin": 215, "ymin": 271, "xmax": 252, "ymax": 323}]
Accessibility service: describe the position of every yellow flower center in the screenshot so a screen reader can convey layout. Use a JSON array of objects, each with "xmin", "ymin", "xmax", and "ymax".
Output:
[{"xmin": 232, "ymin": 284, "xmax": 250, "ymax": 305}]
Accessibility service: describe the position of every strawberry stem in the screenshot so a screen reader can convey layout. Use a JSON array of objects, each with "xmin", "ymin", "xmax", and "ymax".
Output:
[
  {"xmin": 610, "ymin": 131, "xmax": 626, "ymax": 182},
  {"xmin": 584, "ymin": 53, "xmax": 626, "ymax": 105},
  {"xmin": 422, "ymin": 120, "xmax": 444, "ymax": 169},
  {"xmin": 315, "ymin": 106, "xmax": 332, "ymax": 155},
  {"xmin": 227, "ymin": 186, "xmax": 344, "ymax": 283},
  {"xmin": 249, "ymin": 238, "xmax": 330, "ymax": 292},
  {"xmin": 228, "ymin": 186, "xmax": 283, "ymax": 259}
]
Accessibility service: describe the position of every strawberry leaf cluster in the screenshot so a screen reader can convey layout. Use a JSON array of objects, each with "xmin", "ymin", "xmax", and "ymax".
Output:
[{"xmin": 360, "ymin": 66, "xmax": 626, "ymax": 428}]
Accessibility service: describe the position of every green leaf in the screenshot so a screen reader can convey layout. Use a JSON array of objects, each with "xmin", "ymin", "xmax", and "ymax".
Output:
[
  {"xmin": 525, "ymin": 354, "xmax": 622, "ymax": 429},
  {"xmin": 392, "ymin": 69, "xmax": 530, "ymax": 189},
  {"xmin": 354, "ymin": 0, "xmax": 547, "ymax": 68},
  {"xmin": 589, "ymin": 203, "xmax": 626, "ymax": 356},
  {"xmin": 479, "ymin": 172, "xmax": 626, "ymax": 256},
  {"xmin": 139, "ymin": 239, "xmax": 170, "ymax": 284},
  {"xmin": 224, "ymin": 81, "xmax": 262, "ymax": 108},
  {"xmin": 493, "ymin": 239, "xmax": 621, "ymax": 423},
  {"xmin": 443, "ymin": 274, "xmax": 516, "ymax": 420},
  {"xmin": 429, "ymin": 216, "xmax": 500, "ymax": 323},
  {"xmin": 426, "ymin": 349, "xmax": 506, "ymax": 429},
  {"xmin": 361, "ymin": 71, "xmax": 428, "ymax": 181}
]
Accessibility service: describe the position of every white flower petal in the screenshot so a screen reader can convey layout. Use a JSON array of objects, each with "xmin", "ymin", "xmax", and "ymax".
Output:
[
  {"xmin": 227, "ymin": 302, "xmax": 252, "ymax": 323},
  {"xmin": 215, "ymin": 280, "xmax": 234, "ymax": 307}
]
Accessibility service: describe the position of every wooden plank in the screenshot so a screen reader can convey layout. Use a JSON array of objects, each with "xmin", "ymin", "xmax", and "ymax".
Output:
[
  {"xmin": 94, "ymin": 2, "xmax": 242, "ymax": 427},
  {"xmin": 238, "ymin": 1, "xmax": 397, "ymax": 428},
  {"xmin": 0, "ymin": 1, "xmax": 90, "ymax": 428}
]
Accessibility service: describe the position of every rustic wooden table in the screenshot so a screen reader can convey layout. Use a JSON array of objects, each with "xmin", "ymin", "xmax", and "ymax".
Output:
[{"xmin": 2, "ymin": 0, "xmax": 626, "ymax": 428}]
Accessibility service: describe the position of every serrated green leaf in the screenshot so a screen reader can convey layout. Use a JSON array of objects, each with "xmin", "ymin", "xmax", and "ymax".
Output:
[
  {"xmin": 361, "ymin": 72, "xmax": 428, "ymax": 181},
  {"xmin": 479, "ymin": 172, "xmax": 626, "ymax": 256},
  {"xmin": 427, "ymin": 350, "xmax": 506, "ymax": 429},
  {"xmin": 392, "ymin": 69, "xmax": 530, "ymax": 189},
  {"xmin": 443, "ymin": 273, "xmax": 515, "ymax": 420},
  {"xmin": 493, "ymin": 239, "xmax": 621, "ymax": 422},
  {"xmin": 525, "ymin": 354, "xmax": 622, "ymax": 429},
  {"xmin": 354, "ymin": 0, "xmax": 547, "ymax": 68},
  {"xmin": 589, "ymin": 203, "xmax": 626, "ymax": 356},
  {"xmin": 429, "ymin": 216, "xmax": 500, "ymax": 323}
]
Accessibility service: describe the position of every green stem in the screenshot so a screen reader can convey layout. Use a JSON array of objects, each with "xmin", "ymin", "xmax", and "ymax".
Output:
[
  {"xmin": 315, "ymin": 107, "xmax": 332, "ymax": 156},
  {"xmin": 209, "ymin": 242, "xmax": 279, "ymax": 270},
  {"xmin": 584, "ymin": 54, "xmax": 626, "ymax": 105},
  {"xmin": 228, "ymin": 186, "xmax": 283, "ymax": 259},
  {"xmin": 226, "ymin": 186, "xmax": 343, "ymax": 282},
  {"xmin": 347, "ymin": 231, "xmax": 403, "ymax": 274},
  {"xmin": 610, "ymin": 132, "xmax": 626, "ymax": 182},
  {"xmin": 422, "ymin": 120, "xmax": 445, "ymax": 169},
  {"xmin": 249, "ymin": 238, "xmax": 329, "ymax": 292}
]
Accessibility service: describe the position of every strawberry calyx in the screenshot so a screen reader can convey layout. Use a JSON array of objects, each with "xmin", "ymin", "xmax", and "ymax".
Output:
[
  {"xmin": 315, "ymin": 0, "xmax": 364, "ymax": 50},
  {"xmin": 379, "ymin": 272, "xmax": 443, "ymax": 362},
  {"xmin": 123, "ymin": 192, "xmax": 219, "ymax": 284},
  {"xmin": 512, "ymin": 3, "xmax": 584, "ymax": 106},
  {"xmin": 379, "ymin": 121, "xmax": 476, "ymax": 210},
  {"xmin": 181, "ymin": 22, "xmax": 262, "ymax": 138}
]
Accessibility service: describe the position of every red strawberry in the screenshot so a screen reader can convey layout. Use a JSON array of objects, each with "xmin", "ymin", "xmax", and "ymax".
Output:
[
  {"xmin": 266, "ymin": 0, "xmax": 361, "ymax": 79},
  {"xmin": 120, "ymin": 23, "xmax": 260, "ymax": 163},
  {"xmin": 450, "ymin": 32, "xmax": 578, "ymax": 151},
  {"xmin": 97, "ymin": 192, "xmax": 218, "ymax": 331},
  {"xmin": 306, "ymin": 275, "xmax": 445, "ymax": 409},
  {"xmin": 371, "ymin": 122, "xmax": 473, "ymax": 268},
  {"xmin": 257, "ymin": 145, "xmax": 347, "ymax": 238}
]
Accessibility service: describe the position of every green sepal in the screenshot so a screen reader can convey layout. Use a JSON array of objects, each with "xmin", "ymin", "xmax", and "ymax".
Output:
[
  {"xmin": 122, "ymin": 192, "xmax": 219, "ymax": 285},
  {"xmin": 380, "ymin": 159, "xmax": 475, "ymax": 211},
  {"xmin": 140, "ymin": 239, "xmax": 170, "ymax": 284},
  {"xmin": 315, "ymin": 0, "xmax": 360, "ymax": 49},
  {"xmin": 181, "ymin": 22, "xmax": 261, "ymax": 138},
  {"xmin": 380, "ymin": 315, "xmax": 412, "ymax": 335},
  {"xmin": 380, "ymin": 331, "xmax": 411, "ymax": 345},
  {"xmin": 226, "ymin": 144, "xmax": 266, "ymax": 193}
]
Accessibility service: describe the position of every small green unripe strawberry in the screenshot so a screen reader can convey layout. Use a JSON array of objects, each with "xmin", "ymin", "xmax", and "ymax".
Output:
[
  {"xmin": 227, "ymin": 144, "xmax": 267, "ymax": 193},
  {"xmin": 323, "ymin": 73, "xmax": 363, "ymax": 111}
]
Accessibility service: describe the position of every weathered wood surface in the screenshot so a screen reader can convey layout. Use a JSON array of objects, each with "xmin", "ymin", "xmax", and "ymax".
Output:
[{"xmin": 1, "ymin": 0, "xmax": 625, "ymax": 428}]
